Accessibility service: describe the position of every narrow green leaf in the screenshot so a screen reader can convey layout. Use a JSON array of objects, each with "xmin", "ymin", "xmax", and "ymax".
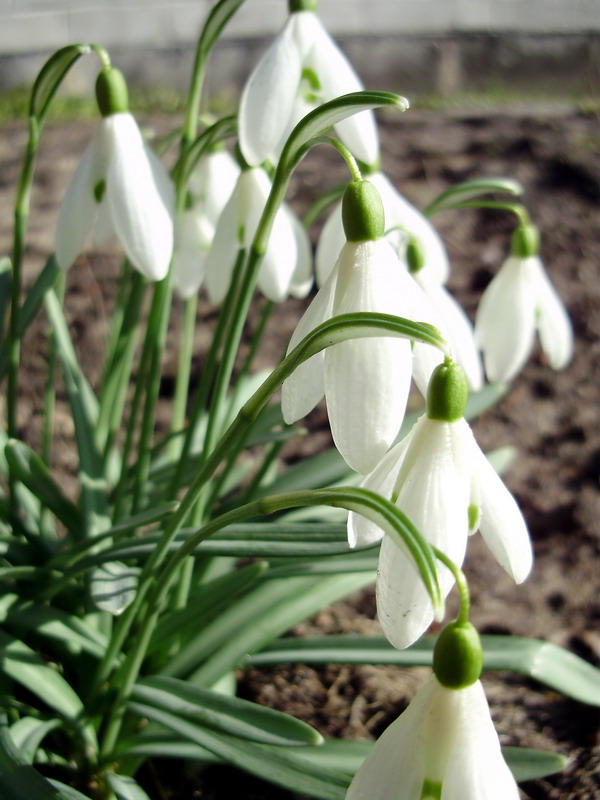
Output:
[
  {"xmin": 248, "ymin": 634, "xmax": 600, "ymax": 706},
  {"xmin": 425, "ymin": 177, "xmax": 523, "ymax": 217},
  {"xmin": 5, "ymin": 439, "xmax": 82, "ymax": 533},
  {"xmin": 0, "ymin": 257, "xmax": 11, "ymax": 352},
  {"xmin": 29, "ymin": 45, "xmax": 92, "ymax": 123},
  {"xmin": 8, "ymin": 717, "xmax": 62, "ymax": 764},
  {"xmin": 266, "ymin": 552, "xmax": 379, "ymax": 578},
  {"xmin": 90, "ymin": 561, "xmax": 139, "ymax": 615},
  {"xmin": 198, "ymin": 0, "xmax": 246, "ymax": 58},
  {"xmin": 0, "ymin": 631, "xmax": 97, "ymax": 751},
  {"xmin": 0, "ymin": 726, "xmax": 92, "ymax": 800},
  {"xmin": 503, "ymin": 746, "xmax": 568, "ymax": 781},
  {"xmin": 132, "ymin": 676, "xmax": 322, "ymax": 746},
  {"xmin": 106, "ymin": 774, "xmax": 151, "ymax": 800},
  {"xmin": 125, "ymin": 704, "xmax": 348, "ymax": 800}
]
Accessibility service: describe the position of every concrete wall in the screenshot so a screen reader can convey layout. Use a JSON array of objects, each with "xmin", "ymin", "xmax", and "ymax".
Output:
[{"xmin": 1, "ymin": 0, "xmax": 599, "ymax": 95}]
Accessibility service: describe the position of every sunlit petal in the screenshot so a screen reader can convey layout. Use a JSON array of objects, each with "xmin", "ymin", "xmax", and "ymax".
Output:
[
  {"xmin": 530, "ymin": 256, "xmax": 574, "ymax": 370},
  {"xmin": 54, "ymin": 139, "xmax": 99, "ymax": 269}
]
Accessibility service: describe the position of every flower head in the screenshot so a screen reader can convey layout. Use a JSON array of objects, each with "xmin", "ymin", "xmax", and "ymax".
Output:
[
  {"xmin": 345, "ymin": 674, "xmax": 519, "ymax": 800},
  {"xmin": 204, "ymin": 165, "xmax": 312, "ymax": 303},
  {"xmin": 475, "ymin": 223, "xmax": 573, "ymax": 382},
  {"xmin": 238, "ymin": 8, "xmax": 378, "ymax": 167},
  {"xmin": 282, "ymin": 181, "xmax": 439, "ymax": 474},
  {"xmin": 348, "ymin": 361, "xmax": 532, "ymax": 648},
  {"xmin": 55, "ymin": 67, "xmax": 174, "ymax": 281}
]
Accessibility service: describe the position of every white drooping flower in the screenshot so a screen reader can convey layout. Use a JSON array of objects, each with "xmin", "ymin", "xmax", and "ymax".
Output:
[
  {"xmin": 345, "ymin": 675, "xmax": 520, "ymax": 800},
  {"xmin": 475, "ymin": 245, "xmax": 573, "ymax": 383},
  {"xmin": 55, "ymin": 68, "xmax": 174, "ymax": 282},
  {"xmin": 204, "ymin": 166, "xmax": 312, "ymax": 304},
  {"xmin": 238, "ymin": 5, "xmax": 378, "ymax": 167},
  {"xmin": 171, "ymin": 150, "xmax": 240, "ymax": 299},
  {"xmin": 316, "ymin": 172, "xmax": 450, "ymax": 287},
  {"xmin": 348, "ymin": 361, "xmax": 532, "ymax": 649},
  {"xmin": 282, "ymin": 181, "xmax": 441, "ymax": 475}
]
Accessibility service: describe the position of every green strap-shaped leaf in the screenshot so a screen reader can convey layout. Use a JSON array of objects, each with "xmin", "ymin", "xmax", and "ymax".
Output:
[
  {"xmin": 106, "ymin": 774, "xmax": 151, "ymax": 800},
  {"xmin": 0, "ymin": 725, "xmax": 93, "ymax": 799},
  {"xmin": 124, "ymin": 704, "xmax": 349, "ymax": 800},
  {"xmin": 248, "ymin": 634, "xmax": 600, "ymax": 707},
  {"xmin": 0, "ymin": 631, "xmax": 97, "ymax": 751},
  {"xmin": 29, "ymin": 45, "xmax": 92, "ymax": 124},
  {"xmin": 424, "ymin": 176, "xmax": 523, "ymax": 217},
  {"xmin": 89, "ymin": 561, "xmax": 139, "ymax": 615},
  {"xmin": 8, "ymin": 717, "xmax": 61, "ymax": 765},
  {"xmin": 0, "ymin": 257, "xmax": 11, "ymax": 353},
  {"xmin": 5, "ymin": 439, "xmax": 82, "ymax": 533},
  {"xmin": 132, "ymin": 675, "xmax": 322, "ymax": 746}
]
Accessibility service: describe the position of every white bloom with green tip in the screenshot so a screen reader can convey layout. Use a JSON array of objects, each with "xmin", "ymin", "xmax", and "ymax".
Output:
[
  {"xmin": 55, "ymin": 68, "xmax": 174, "ymax": 281},
  {"xmin": 345, "ymin": 675, "xmax": 519, "ymax": 800},
  {"xmin": 239, "ymin": 7, "xmax": 378, "ymax": 167},
  {"xmin": 204, "ymin": 166, "xmax": 312, "ymax": 303},
  {"xmin": 475, "ymin": 224, "xmax": 573, "ymax": 382},
  {"xmin": 348, "ymin": 361, "xmax": 532, "ymax": 648}
]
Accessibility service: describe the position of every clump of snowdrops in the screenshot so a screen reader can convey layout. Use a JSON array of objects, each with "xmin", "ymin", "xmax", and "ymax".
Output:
[{"xmin": 1, "ymin": 1, "xmax": 598, "ymax": 799}]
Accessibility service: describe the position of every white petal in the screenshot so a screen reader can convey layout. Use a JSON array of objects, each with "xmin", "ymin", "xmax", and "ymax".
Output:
[
  {"xmin": 345, "ymin": 677, "xmax": 436, "ymax": 800},
  {"xmin": 347, "ymin": 434, "xmax": 412, "ymax": 548},
  {"xmin": 416, "ymin": 273, "xmax": 483, "ymax": 390},
  {"xmin": 325, "ymin": 240, "xmax": 412, "ymax": 473},
  {"xmin": 530, "ymin": 256, "xmax": 574, "ymax": 370},
  {"xmin": 471, "ymin": 440, "xmax": 533, "ymax": 583},
  {"xmin": 238, "ymin": 19, "xmax": 302, "ymax": 166},
  {"xmin": 54, "ymin": 134, "xmax": 102, "ymax": 269},
  {"xmin": 190, "ymin": 149, "xmax": 240, "ymax": 226},
  {"xmin": 204, "ymin": 185, "xmax": 242, "ymax": 304},
  {"xmin": 370, "ymin": 173, "xmax": 450, "ymax": 284},
  {"xmin": 288, "ymin": 211, "xmax": 314, "ymax": 299},
  {"xmin": 258, "ymin": 204, "xmax": 300, "ymax": 302},
  {"xmin": 281, "ymin": 267, "xmax": 337, "ymax": 423},
  {"xmin": 105, "ymin": 113, "xmax": 174, "ymax": 281},
  {"xmin": 315, "ymin": 200, "xmax": 345, "ymax": 287},
  {"xmin": 303, "ymin": 15, "xmax": 379, "ymax": 165},
  {"xmin": 442, "ymin": 681, "xmax": 520, "ymax": 800},
  {"xmin": 171, "ymin": 208, "xmax": 213, "ymax": 299},
  {"xmin": 376, "ymin": 419, "xmax": 471, "ymax": 648},
  {"xmin": 475, "ymin": 256, "xmax": 537, "ymax": 383},
  {"xmin": 90, "ymin": 198, "xmax": 115, "ymax": 247}
]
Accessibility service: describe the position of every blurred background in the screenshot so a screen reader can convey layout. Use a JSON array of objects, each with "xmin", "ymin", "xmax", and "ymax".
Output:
[{"xmin": 1, "ymin": 0, "xmax": 599, "ymax": 108}]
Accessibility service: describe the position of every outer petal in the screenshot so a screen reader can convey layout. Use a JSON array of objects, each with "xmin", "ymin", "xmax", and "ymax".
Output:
[
  {"xmin": 442, "ymin": 681, "xmax": 520, "ymax": 800},
  {"xmin": 345, "ymin": 677, "xmax": 436, "ymax": 800},
  {"xmin": 376, "ymin": 419, "xmax": 471, "ymax": 649},
  {"xmin": 288, "ymin": 210, "xmax": 314, "ymax": 299},
  {"xmin": 238, "ymin": 19, "xmax": 302, "ymax": 166},
  {"xmin": 106, "ymin": 113, "xmax": 174, "ymax": 281},
  {"xmin": 370, "ymin": 172, "xmax": 450, "ymax": 284},
  {"xmin": 415, "ymin": 272, "xmax": 483, "ymax": 390},
  {"xmin": 475, "ymin": 256, "xmax": 537, "ymax": 383},
  {"xmin": 530, "ymin": 256, "xmax": 574, "ymax": 370},
  {"xmin": 281, "ymin": 267, "xmax": 337, "ymax": 423},
  {"xmin": 190, "ymin": 149, "xmax": 240, "ymax": 226},
  {"xmin": 470, "ymin": 439, "xmax": 533, "ymax": 584},
  {"xmin": 315, "ymin": 200, "xmax": 345, "ymax": 287},
  {"xmin": 204, "ymin": 184, "xmax": 242, "ymax": 304},
  {"xmin": 301, "ymin": 14, "xmax": 379, "ymax": 165},
  {"xmin": 171, "ymin": 208, "xmax": 213, "ymax": 299},
  {"xmin": 54, "ymin": 129, "xmax": 105, "ymax": 269},
  {"xmin": 325, "ymin": 240, "xmax": 412, "ymax": 473},
  {"xmin": 258, "ymin": 204, "xmax": 300, "ymax": 302}
]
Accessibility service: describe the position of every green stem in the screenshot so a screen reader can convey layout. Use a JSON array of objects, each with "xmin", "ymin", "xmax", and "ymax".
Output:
[
  {"xmin": 324, "ymin": 136, "xmax": 362, "ymax": 182},
  {"xmin": 168, "ymin": 293, "xmax": 198, "ymax": 460},
  {"xmin": 433, "ymin": 546, "xmax": 470, "ymax": 625},
  {"xmin": 444, "ymin": 200, "xmax": 530, "ymax": 227}
]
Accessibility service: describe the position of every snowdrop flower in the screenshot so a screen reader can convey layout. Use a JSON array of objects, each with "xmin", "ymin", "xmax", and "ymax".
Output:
[
  {"xmin": 239, "ymin": 0, "xmax": 378, "ymax": 168},
  {"xmin": 282, "ymin": 180, "xmax": 440, "ymax": 474},
  {"xmin": 171, "ymin": 150, "xmax": 240, "ymax": 299},
  {"xmin": 346, "ymin": 674, "xmax": 519, "ymax": 800},
  {"xmin": 55, "ymin": 67, "xmax": 174, "ymax": 281},
  {"xmin": 348, "ymin": 360, "xmax": 532, "ymax": 648},
  {"xmin": 204, "ymin": 165, "xmax": 312, "ymax": 304},
  {"xmin": 316, "ymin": 172, "xmax": 449, "ymax": 287},
  {"xmin": 475, "ymin": 222, "xmax": 573, "ymax": 382}
]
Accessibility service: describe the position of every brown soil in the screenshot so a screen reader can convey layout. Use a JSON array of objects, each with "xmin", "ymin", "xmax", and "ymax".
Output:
[{"xmin": 1, "ymin": 106, "xmax": 599, "ymax": 799}]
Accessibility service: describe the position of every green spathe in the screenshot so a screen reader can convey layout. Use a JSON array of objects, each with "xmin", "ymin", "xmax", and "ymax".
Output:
[
  {"xmin": 95, "ymin": 67, "xmax": 129, "ymax": 117},
  {"xmin": 511, "ymin": 222, "xmax": 540, "ymax": 258},
  {"xmin": 342, "ymin": 181, "xmax": 385, "ymax": 243},
  {"xmin": 433, "ymin": 620, "xmax": 483, "ymax": 689},
  {"xmin": 426, "ymin": 359, "xmax": 468, "ymax": 422},
  {"xmin": 288, "ymin": 0, "xmax": 318, "ymax": 12}
]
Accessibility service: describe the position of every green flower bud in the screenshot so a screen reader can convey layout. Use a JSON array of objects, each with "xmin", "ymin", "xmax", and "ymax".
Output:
[
  {"xmin": 426, "ymin": 359, "xmax": 468, "ymax": 422},
  {"xmin": 342, "ymin": 180, "xmax": 385, "ymax": 243},
  {"xmin": 406, "ymin": 235, "xmax": 426, "ymax": 274},
  {"xmin": 433, "ymin": 619, "xmax": 483, "ymax": 689},
  {"xmin": 510, "ymin": 222, "xmax": 540, "ymax": 258},
  {"xmin": 95, "ymin": 67, "xmax": 129, "ymax": 117},
  {"xmin": 289, "ymin": 0, "xmax": 318, "ymax": 11}
]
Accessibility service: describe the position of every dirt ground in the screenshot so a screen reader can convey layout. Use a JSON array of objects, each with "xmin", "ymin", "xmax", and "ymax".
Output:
[{"xmin": 1, "ymin": 105, "xmax": 599, "ymax": 798}]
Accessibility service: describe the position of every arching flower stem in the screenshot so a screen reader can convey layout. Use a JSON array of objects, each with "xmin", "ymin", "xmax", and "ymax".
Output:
[{"xmin": 433, "ymin": 547, "xmax": 471, "ymax": 626}]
